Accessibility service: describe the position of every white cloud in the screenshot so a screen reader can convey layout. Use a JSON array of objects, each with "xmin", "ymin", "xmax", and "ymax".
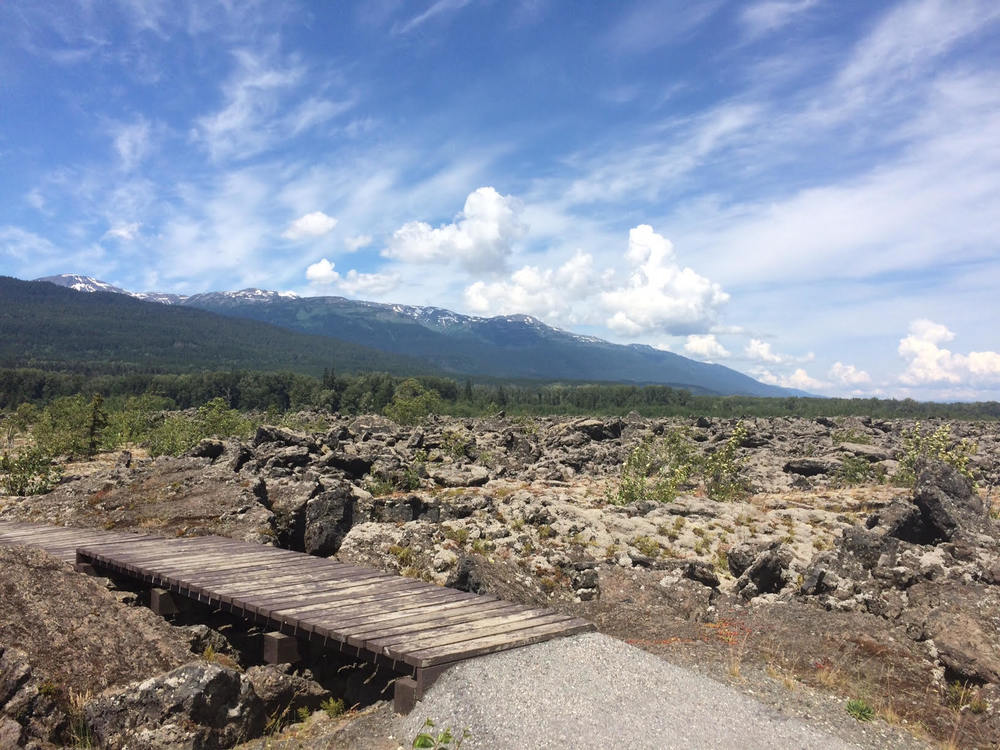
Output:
[
  {"xmin": 600, "ymin": 225, "xmax": 729, "ymax": 336},
  {"xmin": 305, "ymin": 257, "xmax": 399, "ymax": 298},
  {"xmin": 344, "ymin": 234, "xmax": 373, "ymax": 252},
  {"xmin": 103, "ymin": 223, "xmax": 141, "ymax": 241},
  {"xmin": 684, "ymin": 334, "xmax": 730, "ymax": 360},
  {"xmin": 193, "ymin": 49, "xmax": 333, "ymax": 161},
  {"xmin": 282, "ymin": 211, "xmax": 338, "ymax": 240},
  {"xmin": 305, "ymin": 257, "xmax": 339, "ymax": 285},
  {"xmin": 384, "ymin": 187, "xmax": 526, "ymax": 273},
  {"xmin": 112, "ymin": 117, "xmax": 151, "ymax": 171},
  {"xmin": 741, "ymin": 0, "xmax": 817, "ymax": 38},
  {"xmin": 898, "ymin": 319, "xmax": 1000, "ymax": 385},
  {"xmin": 464, "ymin": 250, "xmax": 602, "ymax": 323},
  {"xmin": 757, "ymin": 367, "xmax": 825, "ymax": 391},
  {"xmin": 338, "ymin": 269, "xmax": 400, "ymax": 297},
  {"xmin": 393, "ymin": 0, "xmax": 472, "ymax": 35},
  {"xmin": 828, "ymin": 361, "xmax": 872, "ymax": 385},
  {"xmin": 464, "ymin": 225, "xmax": 726, "ymax": 336},
  {"xmin": 744, "ymin": 338, "xmax": 783, "ymax": 363}
]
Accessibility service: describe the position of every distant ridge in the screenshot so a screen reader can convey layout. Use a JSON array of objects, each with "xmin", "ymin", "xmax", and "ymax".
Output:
[
  {"xmin": 3, "ymin": 276, "xmax": 435, "ymax": 376},
  {"xmin": 31, "ymin": 274, "xmax": 807, "ymax": 396}
]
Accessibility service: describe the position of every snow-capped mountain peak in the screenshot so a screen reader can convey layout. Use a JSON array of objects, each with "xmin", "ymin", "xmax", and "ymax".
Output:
[{"xmin": 35, "ymin": 274, "xmax": 129, "ymax": 295}]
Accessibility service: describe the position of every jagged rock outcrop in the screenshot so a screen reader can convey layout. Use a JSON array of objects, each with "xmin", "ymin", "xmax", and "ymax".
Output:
[{"xmin": 85, "ymin": 662, "xmax": 264, "ymax": 750}]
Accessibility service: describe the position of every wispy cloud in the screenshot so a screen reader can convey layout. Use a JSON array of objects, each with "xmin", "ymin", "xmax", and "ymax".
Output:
[
  {"xmin": 604, "ymin": 0, "xmax": 721, "ymax": 54},
  {"xmin": 740, "ymin": 0, "xmax": 818, "ymax": 39},
  {"xmin": 393, "ymin": 0, "xmax": 472, "ymax": 35}
]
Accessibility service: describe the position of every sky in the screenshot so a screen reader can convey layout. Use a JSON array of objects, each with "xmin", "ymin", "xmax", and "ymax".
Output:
[{"xmin": 2, "ymin": 0, "xmax": 999, "ymax": 401}]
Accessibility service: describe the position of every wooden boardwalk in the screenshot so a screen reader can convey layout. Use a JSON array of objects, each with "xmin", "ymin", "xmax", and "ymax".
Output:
[{"xmin": 0, "ymin": 520, "xmax": 593, "ymax": 711}]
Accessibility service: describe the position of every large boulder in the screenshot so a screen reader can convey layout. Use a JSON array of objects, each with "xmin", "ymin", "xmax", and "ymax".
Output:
[
  {"xmin": 304, "ymin": 482, "xmax": 357, "ymax": 556},
  {"xmin": 912, "ymin": 461, "xmax": 987, "ymax": 542},
  {"xmin": 735, "ymin": 544, "xmax": 792, "ymax": 600},
  {"xmin": 84, "ymin": 662, "xmax": 264, "ymax": 750},
  {"xmin": 427, "ymin": 464, "xmax": 489, "ymax": 488},
  {"xmin": 0, "ymin": 644, "xmax": 67, "ymax": 746},
  {"xmin": 783, "ymin": 457, "xmax": 842, "ymax": 477},
  {"xmin": 243, "ymin": 664, "xmax": 329, "ymax": 719}
]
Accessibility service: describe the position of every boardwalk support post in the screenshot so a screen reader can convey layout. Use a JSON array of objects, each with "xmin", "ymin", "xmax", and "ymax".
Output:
[
  {"xmin": 74, "ymin": 552, "xmax": 97, "ymax": 576},
  {"xmin": 149, "ymin": 588, "xmax": 189, "ymax": 616},
  {"xmin": 263, "ymin": 632, "xmax": 300, "ymax": 664},
  {"xmin": 394, "ymin": 664, "xmax": 452, "ymax": 714}
]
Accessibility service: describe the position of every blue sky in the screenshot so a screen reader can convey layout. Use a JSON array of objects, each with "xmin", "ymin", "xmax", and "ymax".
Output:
[{"xmin": 2, "ymin": 1, "xmax": 999, "ymax": 400}]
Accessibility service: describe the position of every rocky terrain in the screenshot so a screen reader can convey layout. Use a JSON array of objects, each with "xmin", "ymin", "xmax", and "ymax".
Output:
[{"xmin": 1, "ymin": 414, "xmax": 998, "ymax": 748}]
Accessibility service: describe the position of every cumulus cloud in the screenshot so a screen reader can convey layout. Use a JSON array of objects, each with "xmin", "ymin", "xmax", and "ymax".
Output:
[
  {"xmin": 828, "ymin": 361, "xmax": 871, "ymax": 385},
  {"xmin": 757, "ymin": 367, "xmax": 825, "ymax": 391},
  {"xmin": 305, "ymin": 257, "xmax": 399, "ymax": 297},
  {"xmin": 384, "ymin": 187, "xmax": 526, "ymax": 273},
  {"xmin": 600, "ymin": 225, "xmax": 729, "ymax": 336},
  {"xmin": 305, "ymin": 257, "xmax": 339, "ymax": 284},
  {"xmin": 898, "ymin": 319, "xmax": 1000, "ymax": 385},
  {"xmin": 283, "ymin": 211, "xmax": 338, "ymax": 240},
  {"xmin": 463, "ymin": 225, "xmax": 727, "ymax": 335},
  {"xmin": 684, "ymin": 334, "xmax": 730, "ymax": 360},
  {"xmin": 744, "ymin": 338, "xmax": 783, "ymax": 363},
  {"xmin": 464, "ymin": 251, "xmax": 603, "ymax": 323},
  {"xmin": 344, "ymin": 234, "xmax": 372, "ymax": 252}
]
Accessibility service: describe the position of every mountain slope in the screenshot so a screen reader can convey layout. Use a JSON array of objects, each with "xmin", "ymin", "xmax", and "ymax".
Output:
[
  {"xmin": 181, "ymin": 292, "xmax": 798, "ymax": 397},
  {"xmin": 32, "ymin": 274, "xmax": 804, "ymax": 396},
  {"xmin": 0, "ymin": 277, "xmax": 435, "ymax": 376}
]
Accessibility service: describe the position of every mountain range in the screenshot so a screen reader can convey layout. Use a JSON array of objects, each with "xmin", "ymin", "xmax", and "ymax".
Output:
[{"xmin": 21, "ymin": 274, "xmax": 805, "ymax": 397}]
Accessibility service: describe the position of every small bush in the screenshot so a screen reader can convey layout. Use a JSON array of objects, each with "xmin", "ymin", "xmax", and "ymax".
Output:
[
  {"xmin": 896, "ymin": 423, "xmax": 976, "ymax": 486},
  {"xmin": 384, "ymin": 379, "xmax": 443, "ymax": 425},
  {"xmin": 412, "ymin": 719, "xmax": 470, "ymax": 749},
  {"xmin": 702, "ymin": 421, "xmax": 750, "ymax": 501},
  {"xmin": 833, "ymin": 455, "xmax": 886, "ymax": 487},
  {"xmin": 0, "ymin": 447, "xmax": 62, "ymax": 495},
  {"xmin": 321, "ymin": 696, "xmax": 345, "ymax": 718},
  {"xmin": 846, "ymin": 698, "xmax": 874, "ymax": 721}
]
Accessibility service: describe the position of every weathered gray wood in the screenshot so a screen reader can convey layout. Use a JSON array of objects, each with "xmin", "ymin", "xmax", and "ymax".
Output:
[
  {"xmin": 403, "ymin": 619, "xmax": 597, "ymax": 667},
  {"xmin": 372, "ymin": 610, "xmax": 565, "ymax": 655},
  {"xmin": 3, "ymin": 520, "xmax": 595, "ymax": 681}
]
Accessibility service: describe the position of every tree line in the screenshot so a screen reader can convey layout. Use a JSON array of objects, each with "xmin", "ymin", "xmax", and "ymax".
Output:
[{"xmin": 1, "ymin": 367, "xmax": 998, "ymax": 420}]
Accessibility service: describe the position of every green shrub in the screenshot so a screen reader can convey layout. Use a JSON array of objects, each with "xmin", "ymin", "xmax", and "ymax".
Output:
[
  {"xmin": 846, "ymin": 698, "xmax": 874, "ymax": 721},
  {"xmin": 144, "ymin": 398, "xmax": 254, "ymax": 457},
  {"xmin": 609, "ymin": 422, "xmax": 750, "ymax": 504},
  {"xmin": 321, "ymin": 696, "xmax": 345, "ymax": 718},
  {"xmin": 833, "ymin": 455, "xmax": 886, "ymax": 487},
  {"xmin": 609, "ymin": 430, "xmax": 695, "ymax": 505},
  {"xmin": 412, "ymin": 719, "xmax": 470, "ymax": 749},
  {"xmin": 32, "ymin": 394, "xmax": 107, "ymax": 458},
  {"xmin": 702, "ymin": 421, "xmax": 750, "ymax": 501},
  {"xmin": 0, "ymin": 447, "xmax": 62, "ymax": 495},
  {"xmin": 384, "ymin": 379, "xmax": 443, "ymax": 425},
  {"xmin": 896, "ymin": 422, "xmax": 976, "ymax": 486}
]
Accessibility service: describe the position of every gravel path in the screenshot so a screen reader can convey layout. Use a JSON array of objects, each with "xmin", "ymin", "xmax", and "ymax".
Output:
[{"xmin": 395, "ymin": 632, "xmax": 862, "ymax": 750}]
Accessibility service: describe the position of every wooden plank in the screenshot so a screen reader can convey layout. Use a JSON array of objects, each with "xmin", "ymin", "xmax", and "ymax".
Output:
[
  {"xmin": 344, "ymin": 600, "xmax": 520, "ymax": 647},
  {"xmin": 123, "ymin": 551, "xmax": 297, "ymax": 577},
  {"xmin": 180, "ymin": 562, "xmax": 341, "ymax": 594},
  {"xmin": 239, "ymin": 577, "xmax": 425, "ymax": 615},
  {"xmin": 371, "ymin": 609, "xmax": 562, "ymax": 655},
  {"xmin": 403, "ymin": 619, "xmax": 596, "ymax": 668},
  {"xmin": 265, "ymin": 587, "xmax": 473, "ymax": 627},
  {"xmin": 173, "ymin": 558, "xmax": 333, "ymax": 589},
  {"xmin": 185, "ymin": 563, "xmax": 392, "ymax": 593},
  {"xmin": 254, "ymin": 579, "xmax": 453, "ymax": 619},
  {"xmin": 192, "ymin": 567, "xmax": 400, "ymax": 603},
  {"xmin": 273, "ymin": 586, "xmax": 475, "ymax": 620}
]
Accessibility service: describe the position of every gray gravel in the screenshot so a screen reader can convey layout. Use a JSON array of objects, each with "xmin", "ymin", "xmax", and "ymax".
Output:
[{"xmin": 395, "ymin": 632, "xmax": 859, "ymax": 749}]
